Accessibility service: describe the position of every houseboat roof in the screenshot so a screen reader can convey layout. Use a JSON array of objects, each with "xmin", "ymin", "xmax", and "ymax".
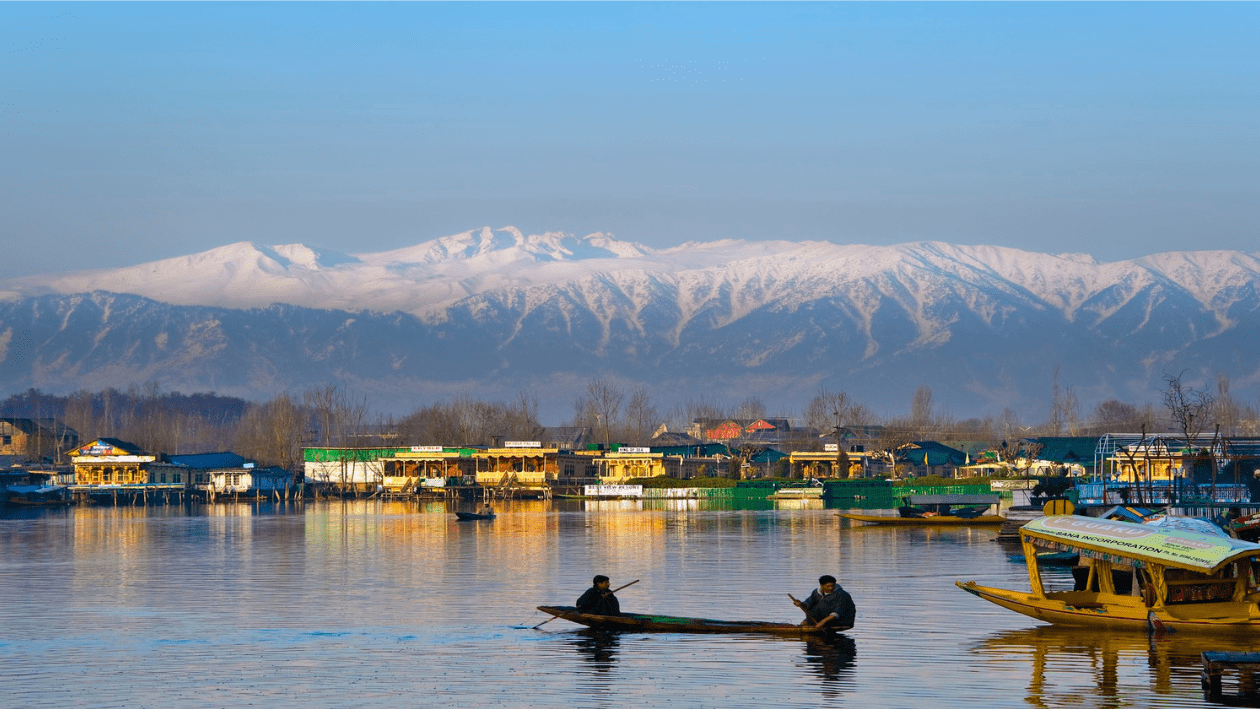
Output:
[
  {"xmin": 168, "ymin": 452, "xmax": 249, "ymax": 469},
  {"xmin": 1022, "ymin": 515, "xmax": 1260, "ymax": 574}
]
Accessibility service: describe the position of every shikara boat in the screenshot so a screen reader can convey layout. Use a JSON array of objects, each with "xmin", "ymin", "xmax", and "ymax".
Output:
[
  {"xmin": 3, "ymin": 485, "xmax": 70, "ymax": 506},
  {"xmin": 839, "ymin": 512, "xmax": 1005, "ymax": 526},
  {"xmin": 454, "ymin": 511, "xmax": 496, "ymax": 521},
  {"xmin": 536, "ymin": 606, "xmax": 848, "ymax": 636},
  {"xmin": 958, "ymin": 515, "xmax": 1260, "ymax": 634},
  {"xmin": 839, "ymin": 493, "xmax": 1004, "ymax": 526}
]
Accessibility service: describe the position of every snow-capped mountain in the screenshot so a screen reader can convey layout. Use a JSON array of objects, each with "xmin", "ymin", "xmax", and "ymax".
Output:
[{"xmin": 1, "ymin": 227, "xmax": 1258, "ymax": 420}]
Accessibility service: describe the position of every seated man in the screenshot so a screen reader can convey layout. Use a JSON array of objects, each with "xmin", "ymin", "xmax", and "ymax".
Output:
[
  {"xmin": 794, "ymin": 575, "xmax": 856, "ymax": 629},
  {"xmin": 576, "ymin": 574, "xmax": 621, "ymax": 616}
]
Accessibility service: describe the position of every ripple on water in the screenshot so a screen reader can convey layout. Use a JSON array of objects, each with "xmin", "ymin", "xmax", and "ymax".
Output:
[{"xmin": 0, "ymin": 503, "xmax": 1237, "ymax": 708}]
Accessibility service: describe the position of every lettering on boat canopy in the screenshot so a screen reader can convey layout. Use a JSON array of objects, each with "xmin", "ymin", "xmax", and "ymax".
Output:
[
  {"xmin": 1026, "ymin": 516, "xmax": 1260, "ymax": 573},
  {"xmin": 1040, "ymin": 516, "xmax": 1156, "ymax": 540}
]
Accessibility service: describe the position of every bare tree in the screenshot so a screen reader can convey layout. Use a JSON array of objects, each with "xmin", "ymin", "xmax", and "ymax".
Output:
[
  {"xmin": 1217, "ymin": 373, "xmax": 1240, "ymax": 437},
  {"xmin": 735, "ymin": 396, "xmax": 767, "ymax": 421},
  {"xmin": 584, "ymin": 379, "xmax": 624, "ymax": 449},
  {"xmin": 303, "ymin": 384, "xmax": 368, "ymax": 448},
  {"xmin": 624, "ymin": 386, "xmax": 658, "ymax": 445},
  {"xmin": 1164, "ymin": 371, "xmax": 1216, "ymax": 445},
  {"xmin": 875, "ymin": 418, "xmax": 915, "ymax": 478},
  {"xmin": 1062, "ymin": 387, "xmax": 1081, "ymax": 436},
  {"xmin": 910, "ymin": 385, "xmax": 933, "ymax": 437},
  {"xmin": 235, "ymin": 392, "xmax": 307, "ymax": 472},
  {"xmin": 1164, "ymin": 370, "xmax": 1217, "ymax": 497},
  {"xmin": 806, "ymin": 388, "xmax": 871, "ymax": 477},
  {"xmin": 1092, "ymin": 400, "xmax": 1141, "ymax": 433}
]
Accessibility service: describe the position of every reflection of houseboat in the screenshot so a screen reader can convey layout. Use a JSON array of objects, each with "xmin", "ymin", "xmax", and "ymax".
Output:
[
  {"xmin": 767, "ymin": 486, "xmax": 823, "ymax": 500},
  {"xmin": 958, "ymin": 515, "xmax": 1260, "ymax": 633}
]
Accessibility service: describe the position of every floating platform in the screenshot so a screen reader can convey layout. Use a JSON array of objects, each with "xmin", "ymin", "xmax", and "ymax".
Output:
[{"xmin": 1202, "ymin": 651, "xmax": 1260, "ymax": 704}]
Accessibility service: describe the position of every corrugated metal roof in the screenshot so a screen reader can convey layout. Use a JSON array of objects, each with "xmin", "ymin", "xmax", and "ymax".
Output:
[{"xmin": 168, "ymin": 452, "xmax": 249, "ymax": 469}]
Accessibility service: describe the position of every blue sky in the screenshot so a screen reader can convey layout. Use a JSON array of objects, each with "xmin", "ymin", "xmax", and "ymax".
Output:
[{"xmin": 2, "ymin": 3, "xmax": 1257, "ymax": 278}]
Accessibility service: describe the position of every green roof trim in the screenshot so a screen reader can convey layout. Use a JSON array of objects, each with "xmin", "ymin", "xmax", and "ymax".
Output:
[{"xmin": 303, "ymin": 447, "xmax": 411, "ymax": 463}]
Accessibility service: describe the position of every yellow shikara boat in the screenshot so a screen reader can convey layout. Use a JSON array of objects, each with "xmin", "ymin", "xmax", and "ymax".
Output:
[{"xmin": 958, "ymin": 515, "xmax": 1260, "ymax": 634}]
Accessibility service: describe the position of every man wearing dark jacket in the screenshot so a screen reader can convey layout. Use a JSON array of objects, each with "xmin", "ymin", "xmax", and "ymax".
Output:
[
  {"xmin": 794, "ymin": 575, "xmax": 856, "ymax": 629},
  {"xmin": 576, "ymin": 575, "xmax": 621, "ymax": 616}
]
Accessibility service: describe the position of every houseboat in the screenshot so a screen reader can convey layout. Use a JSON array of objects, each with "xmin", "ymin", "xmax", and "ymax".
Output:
[{"xmin": 957, "ymin": 515, "xmax": 1260, "ymax": 634}]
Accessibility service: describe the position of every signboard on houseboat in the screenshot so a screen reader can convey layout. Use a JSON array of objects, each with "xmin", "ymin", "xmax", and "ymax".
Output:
[{"xmin": 583, "ymin": 485, "xmax": 644, "ymax": 498}]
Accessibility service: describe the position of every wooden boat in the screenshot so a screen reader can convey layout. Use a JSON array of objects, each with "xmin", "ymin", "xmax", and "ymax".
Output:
[
  {"xmin": 536, "ymin": 605, "xmax": 848, "ymax": 636},
  {"xmin": 958, "ymin": 515, "xmax": 1260, "ymax": 634},
  {"xmin": 839, "ymin": 493, "xmax": 1003, "ymax": 526},
  {"xmin": 454, "ymin": 511, "xmax": 496, "ymax": 521},
  {"xmin": 6, "ymin": 496, "xmax": 71, "ymax": 507},
  {"xmin": 839, "ymin": 512, "xmax": 1005, "ymax": 526},
  {"xmin": 3, "ymin": 485, "xmax": 70, "ymax": 506}
]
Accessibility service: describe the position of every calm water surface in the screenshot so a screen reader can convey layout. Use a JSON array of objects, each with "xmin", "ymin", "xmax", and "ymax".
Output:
[{"xmin": 0, "ymin": 499, "xmax": 1241, "ymax": 708}]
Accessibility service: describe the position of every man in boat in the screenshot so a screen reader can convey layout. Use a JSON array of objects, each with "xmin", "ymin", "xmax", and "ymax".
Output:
[
  {"xmin": 479, "ymin": 503, "xmax": 494, "ymax": 516},
  {"xmin": 576, "ymin": 575, "xmax": 622, "ymax": 616},
  {"xmin": 794, "ymin": 575, "xmax": 855, "ymax": 629}
]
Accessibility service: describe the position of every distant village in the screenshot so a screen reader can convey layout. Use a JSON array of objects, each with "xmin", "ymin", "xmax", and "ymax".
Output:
[
  {"xmin": 3, "ymin": 377, "xmax": 1260, "ymax": 506},
  {"xmin": 4, "ymin": 415, "xmax": 1260, "ymax": 509}
]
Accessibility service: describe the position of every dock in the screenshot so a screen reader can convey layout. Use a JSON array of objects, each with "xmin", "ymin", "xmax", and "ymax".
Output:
[{"xmin": 1202, "ymin": 651, "xmax": 1260, "ymax": 705}]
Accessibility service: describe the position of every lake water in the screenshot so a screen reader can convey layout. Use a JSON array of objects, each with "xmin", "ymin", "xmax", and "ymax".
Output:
[{"xmin": 0, "ymin": 499, "xmax": 1244, "ymax": 708}]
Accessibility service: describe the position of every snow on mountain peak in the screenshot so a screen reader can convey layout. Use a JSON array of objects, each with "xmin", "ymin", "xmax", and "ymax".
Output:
[{"xmin": 5, "ymin": 229, "xmax": 1260, "ymax": 330}]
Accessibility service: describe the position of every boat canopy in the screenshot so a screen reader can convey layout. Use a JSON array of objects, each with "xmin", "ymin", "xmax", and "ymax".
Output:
[
  {"xmin": 5, "ymin": 485, "xmax": 67, "ymax": 494},
  {"xmin": 1022, "ymin": 515, "xmax": 1260, "ymax": 574},
  {"xmin": 907, "ymin": 494, "xmax": 999, "ymax": 505}
]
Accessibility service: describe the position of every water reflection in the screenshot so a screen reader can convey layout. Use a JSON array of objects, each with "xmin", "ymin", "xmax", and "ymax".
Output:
[
  {"xmin": 571, "ymin": 629, "xmax": 621, "ymax": 673},
  {"xmin": 2, "ymin": 502, "xmax": 1242, "ymax": 708},
  {"xmin": 974, "ymin": 626, "xmax": 1257, "ymax": 708},
  {"xmin": 801, "ymin": 633, "xmax": 857, "ymax": 697}
]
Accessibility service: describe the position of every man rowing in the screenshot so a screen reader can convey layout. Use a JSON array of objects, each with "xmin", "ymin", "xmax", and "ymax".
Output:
[
  {"xmin": 576, "ymin": 574, "xmax": 622, "ymax": 616},
  {"xmin": 793, "ymin": 575, "xmax": 856, "ymax": 630}
]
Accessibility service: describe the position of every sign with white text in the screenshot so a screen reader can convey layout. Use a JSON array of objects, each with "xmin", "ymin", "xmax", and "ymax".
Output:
[{"xmin": 583, "ymin": 485, "xmax": 644, "ymax": 498}]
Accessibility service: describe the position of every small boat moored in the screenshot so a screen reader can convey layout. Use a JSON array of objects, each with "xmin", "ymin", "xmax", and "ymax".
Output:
[
  {"xmin": 839, "ymin": 494, "xmax": 1004, "ymax": 526},
  {"xmin": 535, "ymin": 605, "xmax": 848, "ymax": 636},
  {"xmin": 455, "ymin": 510, "xmax": 496, "ymax": 521},
  {"xmin": 3, "ymin": 485, "xmax": 71, "ymax": 506}
]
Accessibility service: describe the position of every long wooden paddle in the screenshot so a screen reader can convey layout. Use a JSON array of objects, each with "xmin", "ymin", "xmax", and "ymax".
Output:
[
  {"xmin": 787, "ymin": 593, "xmax": 820, "ymax": 625},
  {"xmin": 531, "ymin": 579, "xmax": 641, "ymax": 629}
]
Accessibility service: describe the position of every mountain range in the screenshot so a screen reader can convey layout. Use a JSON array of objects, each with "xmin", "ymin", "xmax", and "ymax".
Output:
[{"xmin": 2, "ymin": 226, "xmax": 1258, "ymax": 423}]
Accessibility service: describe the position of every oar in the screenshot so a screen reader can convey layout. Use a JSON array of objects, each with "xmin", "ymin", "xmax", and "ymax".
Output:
[
  {"xmin": 788, "ymin": 593, "xmax": 819, "ymax": 625},
  {"xmin": 531, "ymin": 579, "xmax": 641, "ymax": 629}
]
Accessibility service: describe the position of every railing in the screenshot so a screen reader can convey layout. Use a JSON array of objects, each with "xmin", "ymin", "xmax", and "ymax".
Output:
[{"xmin": 1075, "ymin": 481, "xmax": 1250, "ymax": 505}]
